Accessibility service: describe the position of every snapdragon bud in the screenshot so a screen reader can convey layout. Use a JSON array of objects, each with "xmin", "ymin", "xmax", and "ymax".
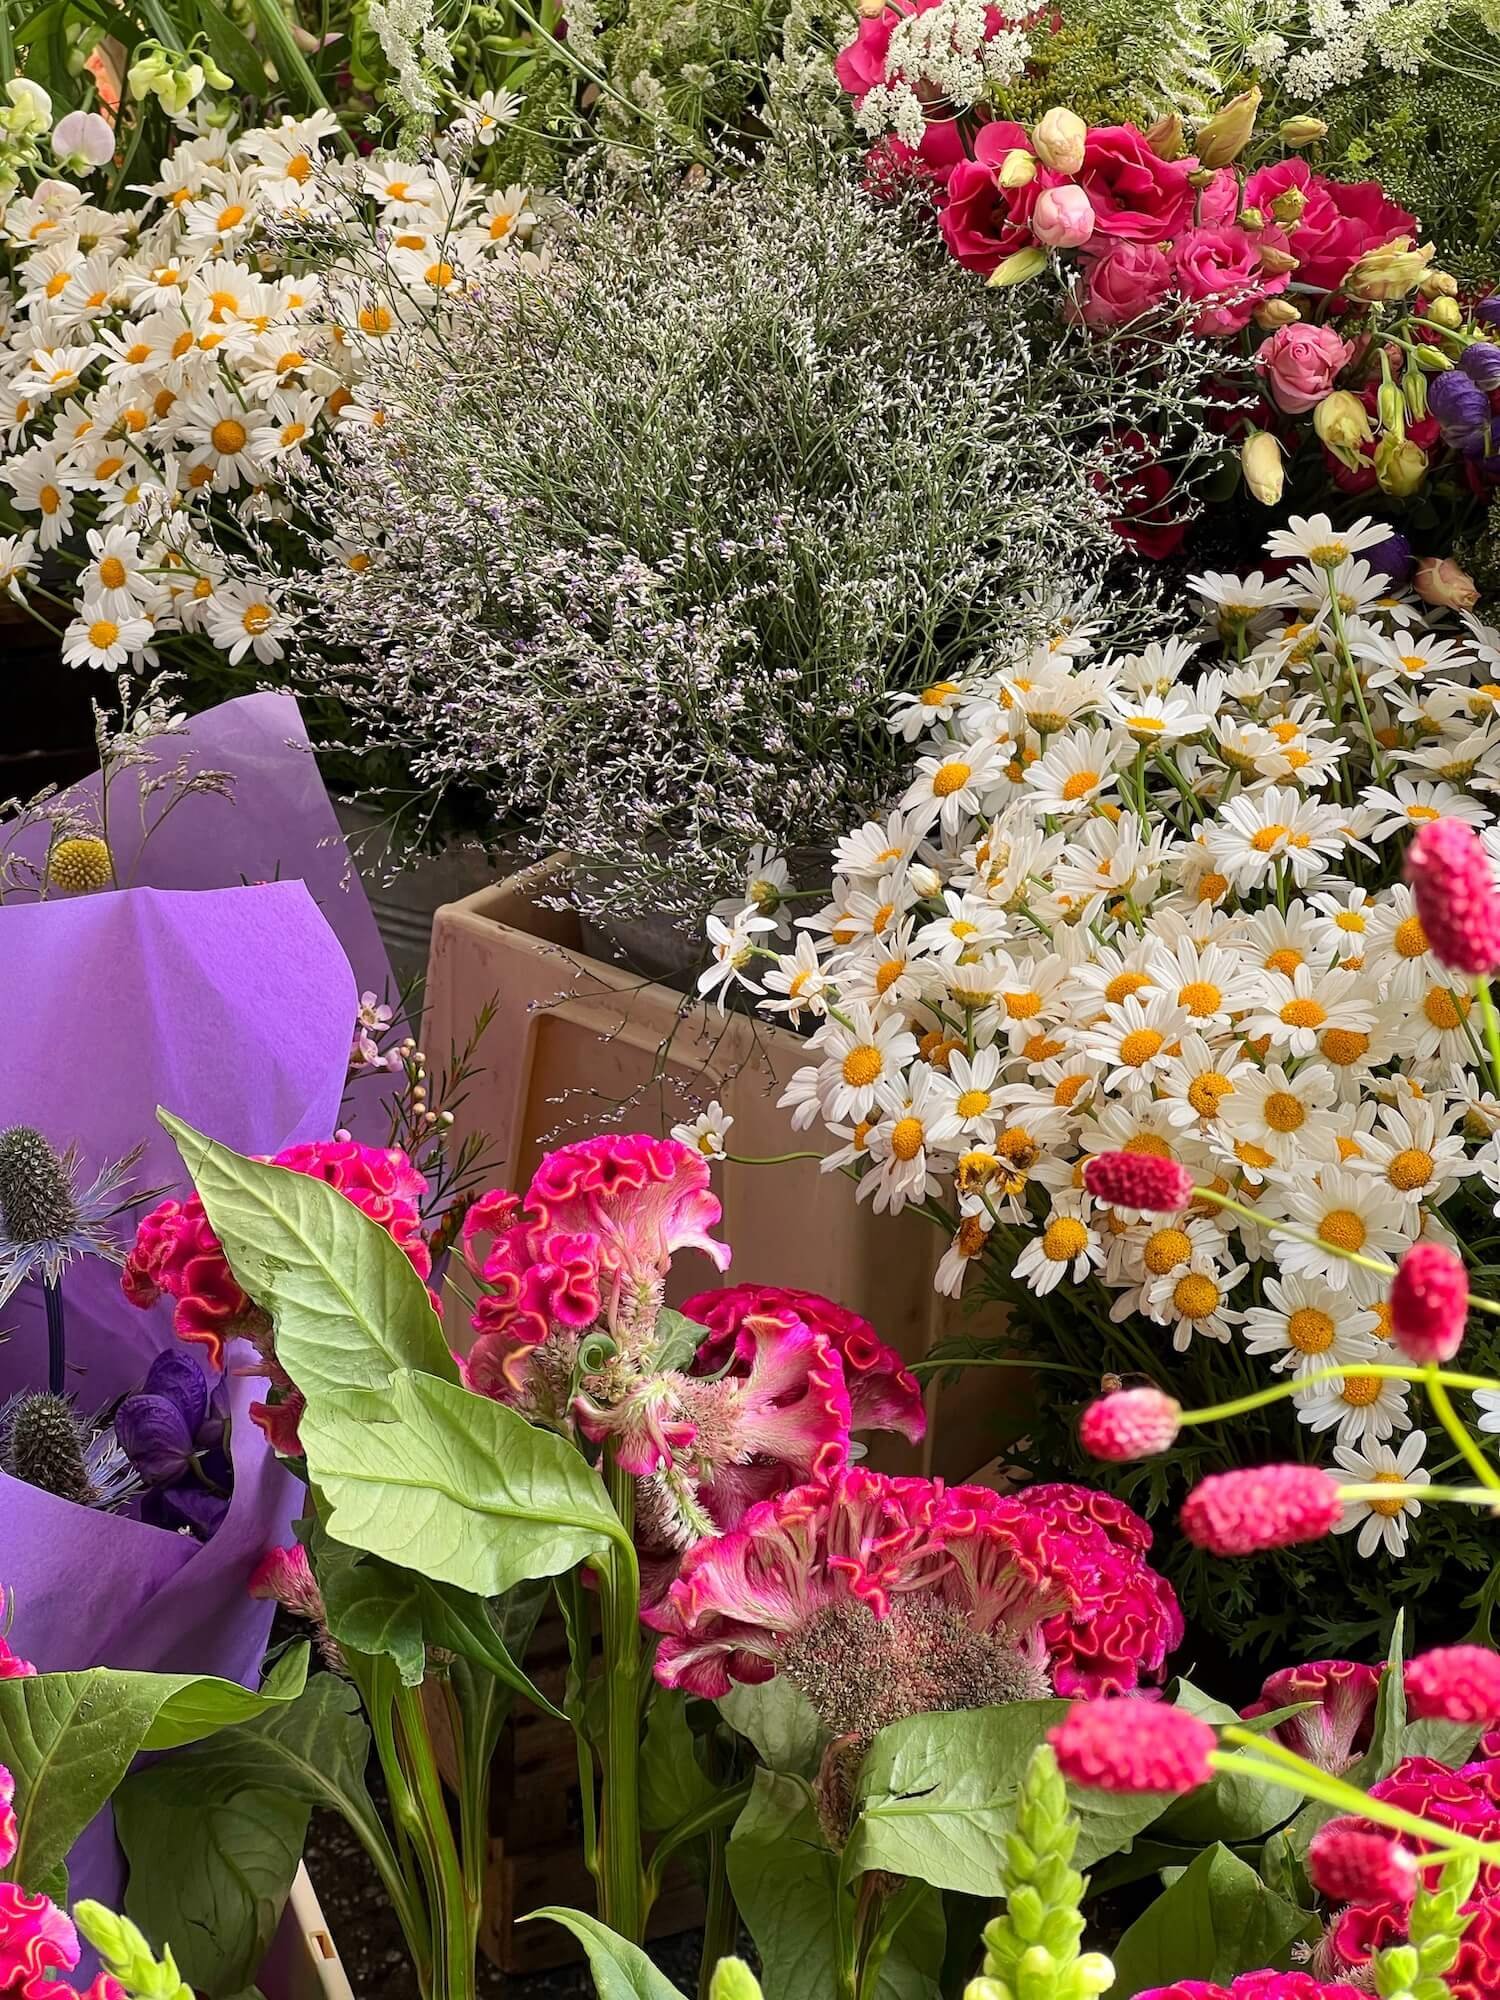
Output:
[
  {"xmin": 1375, "ymin": 432, "xmax": 1427, "ymax": 496},
  {"xmin": 1269, "ymin": 186, "xmax": 1307, "ymax": 226},
  {"xmin": 1426, "ymin": 296, "xmax": 1463, "ymax": 330},
  {"xmin": 1241, "ymin": 429, "xmax": 1284, "ymax": 505}
]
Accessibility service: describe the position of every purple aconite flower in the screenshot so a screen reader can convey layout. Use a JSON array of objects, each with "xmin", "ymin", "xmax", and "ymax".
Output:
[
  {"xmin": 115, "ymin": 1350, "xmax": 231, "ymax": 1536},
  {"xmin": 1459, "ymin": 341, "xmax": 1500, "ymax": 392},
  {"xmin": 1428, "ymin": 369, "xmax": 1491, "ymax": 451}
]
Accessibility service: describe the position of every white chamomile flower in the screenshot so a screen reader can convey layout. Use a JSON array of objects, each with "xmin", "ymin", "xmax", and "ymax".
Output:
[
  {"xmin": 1022, "ymin": 726, "xmax": 1125, "ymax": 816},
  {"xmin": 1263, "ymin": 1166, "xmax": 1409, "ymax": 1299},
  {"xmin": 60, "ymin": 600, "xmax": 152, "ymax": 669},
  {"xmin": 890, "ymin": 676, "xmax": 967, "ymax": 740},
  {"xmin": 815, "ymin": 1005, "xmax": 919, "ymax": 1123},
  {"xmin": 1077, "ymin": 991, "xmax": 1187, "ymax": 1096},
  {"xmin": 1144, "ymin": 1251, "xmax": 1248, "ymax": 1351},
  {"xmin": 760, "ymin": 935, "xmax": 829, "ymax": 1024},
  {"xmin": 1296, "ymin": 1352, "xmax": 1411, "ymax": 1446},
  {"xmin": 1242, "ymin": 964, "xmax": 1378, "ymax": 1061},
  {"xmin": 1265, "ymin": 514, "xmax": 1393, "ymax": 567},
  {"xmin": 203, "ymin": 581, "xmax": 294, "ymax": 665},
  {"xmin": 1012, "ymin": 1201, "xmax": 1102, "ymax": 1295},
  {"xmin": 934, "ymin": 1204, "xmax": 993, "ymax": 1297},
  {"xmin": 1332, "ymin": 1429, "xmax": 1429, "ymax": 1558},
  {"xmin": 1242, "ymin": 1273, "xmax": 1380, "ymax": 1378},
  {"xmin": 1202, "ymin": 786, "xmax": 1346, "ymax": 890},
  {"xmin": 697, "ymin": 909, "xmax": 776, "ymax": 1008},
  {"xmin": 1214, "ymin": 1062, "xmax": 1341, "ymax": 1174},
  {"xmin": 671, "ymin": 1103, "xmax": 733, "ymax": 1161},
  {"xmin": 901, "ymin": 741, "xmax": 998, "ymax": 839}
]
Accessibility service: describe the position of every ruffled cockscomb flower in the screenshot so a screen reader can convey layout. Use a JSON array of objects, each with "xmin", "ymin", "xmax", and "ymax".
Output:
[
  {"xmin": 459, "ymin": 1191, "xmax": 604, "ymax": 1407},
  {"xmin": 1181, "ymin": 1463, "xmax": 1343, "ymax": 1556},
  {"xmin": 1322, "ymin": 1754, "xmax": 1500, "ymax": 1933},
  {"xmin": 0, "ymin": 1876, "xmax": 80, "ymax": 1999},
  {"xmin": 249, "ymin": 1543, "xmax": 342, "ymax": 1671},
  {"xmin": 1307, "ymin": 1822, "xmax": 1420, "ymax": 1905},
  {"xmin": 1082, "ymin": 1151, "xmax": 1195, "ymax": 1214},
  {"xmin": 1079, "ymin": 1386, "xmax": 1182, "ymax": 1461},
  {"xmin": 1405, "ymin": 1644, "xmax": 1500, "ymax": 1723},
  {"xmin": 0, "ymin": 1585, "xmax": 35, "ymax": 1681},
  {"xmin": 0, "ymin": 1763, "xmax": 16, "ymax": 1869},
  {"xmin": 1242, "ymin": 1659, "xmax": 1382, "ymax": 1773},
  {"xmin": 1016, "ymin": 1483, "xmax": 1184, "ymax": 1697},
  {"xmin": 1388, "ymin": 1240, "xmax": 1469, "ymax": 1366},
  {"xmin": 650, "ymin": 1469, "xmax": 1069, "ymax": 1729},
  {"xmin": 1323, "ymin": 1886, "xmax": 1500, "ymax": 1999},
  {"xmin": 1405, "ymin": 817, "xmax": 1500, "ymax": 977},
  {"xmin": 681, "ymin": 1283, "xmax": 926, "ymax": 1444},
  {"xmin": 1048, "ymin": 1697, "xmax": 1216, "ymax": 1795},
  {"xmin": 1133, "ymin": 1976, "xmax": 1369, "ymax": 1999}
]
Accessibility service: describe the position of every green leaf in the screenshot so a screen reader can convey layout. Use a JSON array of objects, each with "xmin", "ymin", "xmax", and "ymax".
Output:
[
  {"xmin": 188, "ymin": 0, "xmax": 271, "ymax": 94},
  {"xmin": 299, "ymin": 1370, "xmax": 622, "ymax": 1599},
  {"xmin": 846, "ymin": 1701, "xmax": 1164, "ymax": 1896},
  {"xmin": 720, "ymin": 1680, "xmax": 824, "ymax": 1779},
  {"xmin": 523, "ymin": 1908, "xmax": 688, "ymax": 1997},
  {"xmin": 116, "ymin": 1677, "xmax": 377, "ymax": 2000},
  {"xmin": 0, "ymin": 1650, "xmax": 308, "ymax": 1892},
  {"xmin": 652, "ymin": 1310, "xmax": 710, "ymax": 1372},
  {"xmin": 641, "ymin": 1691, "xmax": 719, "ymax": 1833},
  {"xmin": 1154, "ymin": 1682, "xmax": 1303, "ymax": 1845},
  {"xmin": 159, "ymin": 1111, "xmax": 457, "ymax": 1403},
  {"xmin": 1107, "ymin": 1842, "xmax": 1310, "ymax": 1996}
]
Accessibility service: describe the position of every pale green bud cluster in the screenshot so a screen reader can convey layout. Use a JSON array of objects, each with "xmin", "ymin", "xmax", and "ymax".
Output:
[
  {"xmin": 125, "ymin": 40, "xmax": 232, "ymax": 116},
  {"xmin": 71, "ymin": 1901, "xmax": 195, "ymax": 2000},
  {"xmin": 708, "ymin": 1958, "xmax": 765, "ymax": 2000},
  {"xmin": 0, "ymin": 85, "xmax": 48, "ymax": 212},
  {"xmin": 1370, "ymin": 1852, "xmax": 1481, "ymax": 2000},
  {"xmin": 963, "ymin": 1746, "xmax": 1113, "ymax": 2000}
]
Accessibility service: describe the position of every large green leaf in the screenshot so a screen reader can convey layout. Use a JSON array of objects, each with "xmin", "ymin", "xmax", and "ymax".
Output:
[
  {"xmin": 720, "ymin": 1680, "xmax": 824, "ymax": 1779},
  {"xmin": 641, "ymin": 1691, "xmax": 720, "ymax": 1833},
  {"xmin": 1107, "ymin": 1843, "xmax": 1310, "ymax": 1996},
  {"xmin": 117, "ymin": 1676, "xmax": 381, "ymax": 1999},
  {"xmin": 846, "ymin": 1701, "xmax": 1164, "ymax": 1896},
  {"xmin": 0, "ymin": 1649, "xmax": 307, "ymax": 1891},
  {"xmin": 1153, "ymin": 1682, "xmax": 1303, "ymax": 1846},
  {"xmin": 524, "ymin": 1909, "xmax": 688, "ymax": 1997},
  {"xmin": 159, "ymin": 1112, "xmax": 457, "ymax": 1402},
  {"xmin": 298, "ymin": 1370, "xmax": 621, "ymax": 1599}
]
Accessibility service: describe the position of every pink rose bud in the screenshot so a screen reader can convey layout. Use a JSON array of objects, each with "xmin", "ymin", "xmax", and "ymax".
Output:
[
  {"xmin": 1049, "ymin": 1698, "xmax": 1216, "ymax": 1795},
  {"xmin": 1389, "ymin": 1240, "xmax": 1468, "ymax": 1365},
  {"xmin": 1414, "ymin": 555, "xmax": 1479, "ymax": 611},
  {"xmin": 1405, "ymin": 817, "xmax": 1500, "ymax": 976},
  {"xmin": 1255, "ymin": 320, "xmax": 1357, "ymax": 415},
  {"xmin": 1180, "ymin": 1463, "xmax": 1343, "ymax": 1556},
  {"xmin": 1405, "ymin": 1644, "xmax": 1500, "ymax": 1722},
  {"xmin": 1079, "ymin": 1387, "xmax": 1183, "ymax": 1461},
  {"xmin": 1083, "ymin": 1150, "xmax": 1195, "ymax": 1212},
  {"xmin": 1307, "ymin": 1823, "xmax": 1420, "ymax": 1905},
  {"xmin": 1032, "ymin": 184, "xmax": 1096, "ymax": 249}
]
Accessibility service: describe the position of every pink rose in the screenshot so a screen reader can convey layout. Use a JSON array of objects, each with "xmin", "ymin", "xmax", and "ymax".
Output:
[
  {"xmin": 1076, "ymin": 238, "xmax": 1173, "ymax": 328},
  {"xmin": 1033, "ymin": 183, "xmax": 1095, "ymax": 248},
  {"xmin": 1255, "ymin": 319, "xmax": 1357, "ymax": 412},
  {"xmin": 1196, "ymin": 167, "xmax": 1241, "ymax": 227},
  {"xmin": 1173, "ymin": 224, "xmax": 1279, "ymax": 336},
  {"xmin": 1241, "ymin": 160, "xmax": 1417, "ymax": 296},
  {"xmin": 1078, "ymin": 124, "xmax": 1197, "ymax": 240},
  {"xmin": 939, "ymin": 120, "xmax": 1064, "ymax": 275}
]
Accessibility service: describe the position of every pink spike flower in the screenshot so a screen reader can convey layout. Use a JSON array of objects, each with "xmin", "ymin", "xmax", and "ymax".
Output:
[
  {"xmin": 1405, "ymin": 817, "xmax": 1500, "ymax": 976},
  {"xmin": 1048, "ymin": 1697, "xmax": 1215, "ymax": 1795},
  {"xmin": 1405, "ymin": 1645, "xmax": 1500, "ymax": 1723},
  {"xmin": 1388, "ymin": 1240, "xmax": 1469, "ymax": 1366},
  {"xmin": 1079, "ymin": 1387, "xmax": 1182, "ymax": 1461},
  {"xmin": 1181, "ymin": 1463, "xmax": 1343, "ymax": 1556},
  {"xmin": 1308, "ymin": 1821, "xmax": 1420, "ymax": 1905},
  {"xmin": 1242, "ymin": 1659, "xmax": 1382, "ymax": 1773},
  {"xmin": 1083, "ymin": 1151, "xmax": 1195, "ymax": 1213}
]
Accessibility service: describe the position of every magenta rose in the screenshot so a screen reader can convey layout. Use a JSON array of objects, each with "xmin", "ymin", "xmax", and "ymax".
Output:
[
  {"xmin": 1078, "ymin": 124, "xmax": 1197, "ymax": 240},
  {"xmin": 1173, "ymin": 223, "xmax": 1279, "ymax": 335},
  {"xmin": 836, "ymin": 0, "xmax": 1010, "ymax": 171},
  {"xmin": 939, "ymin": 120, "xmax": 1064, "ymax": 275},
  {"xmin": 1242, "ymin": 159, "xmax": 1417, "ymax": 296},
  {"xmin": 1256, "ymin": 319, "xmax": 1357, "ymax": 412},
  {"xmin": 1077, "ymin": 238, "xmax": 1173, "ymax": 328}
]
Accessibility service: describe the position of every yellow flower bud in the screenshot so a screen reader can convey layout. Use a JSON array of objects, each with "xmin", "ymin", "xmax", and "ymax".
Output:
[
  {"xmin": 1253, "ymin": 298, "xmax": 1301, "ymax": 328},
  {"xmin": 1414, "ymin": 341, "xmax": 1454, "ymax": 372},
  {"xmin": 1143, "ymin": 111, "xmax": 1186, "ymax": 160},
  {"xmin": 1269, "ymin": 186, "xmax": 1306, "ymax": 227},
  {"xmin": 987, "ymin": 247, "xmax": 1048, "ymax": 288},
  {"xmin": 1194, "ymin": 86, "xmax": 1261, "ymax": 168},
  {"xmin": 1426, "ymin": 295, "xmax": 1463, "ymax": 329},
  {"xmin": 1374, "ymin": 432, "xmax": 1427, "ymax": 496},
  {"xmin": 1342, "ymin": 236, "xmax": 1435, "ymax": 302},
  {"xmin": 1241, "ymin": 429, "xmax": 1284, "ymax": 505},
  {"xmin": 1377, "ymin": 379, "xmax": 1406, "ymax": 433},
  {"xmin": 1404, "ymin": 370, "xmax": 1428, "ymax": 420},
  {"xmin": 1239, "ymin": 205, "xmax": 1265, "ymax": 231},
  {"xmin": 1279, "ymin": 114, "xmax": 1328, "ymax": 148},
  {"xmin": 998, "ymin": 147, "xmax": 1038, "ymax": 189},
  {"xmin": 1419, "ymin": 269, "xmax": 1459, "ymax": 299},
  {"xmin": 1313, "ymin": 390, "xmax": 1372, "ymax": 451},
  {"xmin": 1031, "ymin": 106, "xmax": 1086, "ymax": 174}
]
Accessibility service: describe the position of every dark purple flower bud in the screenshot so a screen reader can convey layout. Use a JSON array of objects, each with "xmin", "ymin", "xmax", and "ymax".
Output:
[
  {"xmin": 1460, "ymin": 342, "xmax": 1500, "ymax": 392},
  {"xmin": 1478, "ymin": 295, "xmax": 1500, "ymax": 328},
  {"xmin": 139, "ymin": 1349, "xmax": 210, "ymax": 1437},
  {"xmin": 143, "ymin": 1482, "xmax": 231, "ymax": 1537},
  {"xmin": 1429, "ymin": 369, "xmax": 1491, "ymax": 445},
  {"xmin": 114, "ymin": 1391, "xmax": 195, "ymax": 1484},
  {"xmin": 1364, "ymin": 529, "xmax": 1413, "ymax": 584}
]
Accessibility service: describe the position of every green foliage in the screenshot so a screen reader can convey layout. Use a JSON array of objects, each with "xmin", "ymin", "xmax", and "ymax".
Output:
[
  {"xmin": 524, "ymin": 1909, "xmax": 691, "ymax": 1997},
  {"xmin": 1370, "ymin": 1851, "xmax": 1484, "ymax": 2000},
  {"xmin": 710, "ymin": 1962, "xmax": 767, "ymax": 2000},
  {"xmin": 72, "ymin": 1903, "xmax": 194, "ymax": 2000},
  {"xmin": 1106, "ymin": 1845, "xmax": 1311, "ymax": 1996}
]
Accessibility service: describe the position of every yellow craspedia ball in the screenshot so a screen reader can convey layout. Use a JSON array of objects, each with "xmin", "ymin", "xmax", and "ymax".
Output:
[{"xmin": 48, "ymin": 836, "xmax": 112, "ymax": 894}]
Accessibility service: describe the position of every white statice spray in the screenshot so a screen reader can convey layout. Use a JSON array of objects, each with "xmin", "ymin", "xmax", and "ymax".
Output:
[{"xmin": 856, "ymin": 0, "xmax": 1033, "ymax": 149}]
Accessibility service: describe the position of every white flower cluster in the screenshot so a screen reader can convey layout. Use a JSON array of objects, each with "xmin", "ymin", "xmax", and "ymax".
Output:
[
  {"xmin": 1278, "ymin": 0, "xmax": 1457, "ymax": 95},
  {"xmin": 708, "ymin": 514, "xmax": 1500, "ymax": 1558},
  {"xmin": 856, "ymin": 0, "xmax": 1032, "ymax": 148},
  {"xmin": 0, "ymin": 108, "xmax": 537, "ymax": 674}
]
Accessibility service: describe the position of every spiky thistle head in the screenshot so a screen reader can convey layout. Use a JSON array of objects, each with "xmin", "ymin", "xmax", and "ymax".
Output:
[
  {"xmin": 0, "ymin": 1392, "xmax": 95, "ymax": 1505},
  {"xmin": 0, "ymin": 1129, "xmax": 79, "ymax": 1245}
]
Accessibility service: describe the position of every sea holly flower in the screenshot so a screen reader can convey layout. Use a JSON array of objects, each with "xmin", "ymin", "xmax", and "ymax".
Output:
[
  {"xmin": 0, "ymin": 1127, "xmax": 142, "ymax": 1306},
  {"xmin": 1241, "ymin": 1659, "xmax": 1382, "ymax": 1773}
]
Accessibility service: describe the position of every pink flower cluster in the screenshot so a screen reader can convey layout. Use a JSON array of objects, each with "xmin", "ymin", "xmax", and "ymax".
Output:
[
  {"xmin": 649, "ymin": 1466, "xmax": 1182, "ymax": 1724},
  {"xmin": 122, "ymin": 1138, "xmax": 433, "ymax": 1454},
  {"xmin": 1405, "ymin": 817, "xmax": 1500, "ymax": 981},
  {"xmin": 0, "ymin": 1761, "xmax": 123, "ymax": 2000},
  {"xmin": 0, "ymin": 1586, "xmax": 34, "ymax": 1682},
  {"xmin": 1134, "ymin": 1979, "xmax": 1366, "ymax": 2000}
]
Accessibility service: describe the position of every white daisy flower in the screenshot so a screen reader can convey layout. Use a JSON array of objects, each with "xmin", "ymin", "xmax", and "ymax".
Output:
[
  {"xmin": 1332, "ymin": 1429, "xmax": 1429, "ymax": 1558},
  {"xmin": 1297, "ymin": 1353, "xmax": 1411, "ymax": 1446},
  {"xmin": 1265, "ymin": 514, "xmax": 1394, "ymax": 566},
  {"xmin": 1013, "ymin": 1201, "xmax": 1102, "ymax": 1295},
  {"xmin": 671, "ymin": 1103, "xmax": 734, "ymax": 1161},
  {"xmin": 1242, "ymin": 1272, "xmax": 1380, "ymax": 1378}
]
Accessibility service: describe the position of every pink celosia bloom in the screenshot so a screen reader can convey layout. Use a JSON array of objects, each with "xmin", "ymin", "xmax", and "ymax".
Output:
[
  {"xmin": 1079, "ymin": 1387, "xmax": 1182, "ymax": 1461},
  {"xmin": 1123, "ymin": 1978, "xmax": 1367, "ymax": 2000},
  {"xmin": 0, "ymin": 1586, "xmax": 35, "ymax": 1681},
  {"xmin": 1405, "ymin": 818, "xmax": 1500, "ymax": 977},
  {"xmin": 1326, "ymin": 1891, "xmax": 1500, "ymax": 2000},
  {"xmin": 1324, "ymin": 1753, "xmax": 1500, "ymax": 1919},
  {"xmin": 250, "ymin": 1544, "xmax": 325, "ymax": 1622},
  {"xmin": 0, "ymin": 1763, "xmax": 15, "ymax": 1870},
  {"xmin": 1083, "ymin": 1151, "xmax": 1195, "ymax": 1213},
  {"xmin": 523, "ymin": 1136, "xmax": 729, "ymax": 1297},
  {"xmin": 1242, "ymin": 1659, "xmax": 1382, "ymax": 1773},
  {"xmin": 1048, "ymin": 1697, "xmax": 1215, "ymax": 1794},
  {"xmin": 1388, "ymin": 1240, "xmax": 1469, "ymax": 1365},
  {"xmin": 1308, "ymin": 1822, "xmax": 1420, "ymax": 1905},
  {"xmin": 1405, "ymin": 1645, "xmax": 1500, "ymax": 1723},
  {"xmin": 0, "ymin": 1881, "xmax": 80, "ymax": 1999},
  {"xmin": 681, "ymin": 1283, "xmax": 926, "ymax": 1443},
  {"xmin": 1181, "ymin": 1463, "xmax": 1343, "ymax": 1556},
  {"xmin": 1019, "ymin": 1483, "xmax": 1184, "ymax": 1698}
]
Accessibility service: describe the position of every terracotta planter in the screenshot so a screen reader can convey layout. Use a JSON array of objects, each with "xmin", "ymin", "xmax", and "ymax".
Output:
[
  {"xmin": 259, "ymin": 1864, "xmax": 354, "ymax": 2000},
  {"xmin": 423, "ymin": 856, "xmax": 1014, "ymax": 1481}
]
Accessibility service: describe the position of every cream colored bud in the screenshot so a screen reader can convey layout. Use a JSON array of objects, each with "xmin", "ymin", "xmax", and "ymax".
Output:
[
  {"xmin": 1238, "ymin": 205, "xmax": 1265, "ymax": 231},
  {"xmin": 1418, "ymin": 268, "xmax": 1459, "ymax": 299},
  {"xmin": 1279, "ymin": 114, "xmax": 1328, "ymax": 148},
  {"xmin": 1031, "ymin": 106, "xmax": 1086, "ymax": 174},
  {"xmin": 1258, "ymin": 244, "xmax": 1299, "ymax": 277},
  {"xmin": 1313, "ymin": 390, "xmax": 1372, "ymax": 450},
  {"xmin": 986, "ymin": 246, "xmax": 1048, "ymax": 288},
  {"xmin": 1195, "ymin": 86, "xmax": 1262, "ymax": 168},
  {"xmin": 1143, "ymin": 111, "xmax": 1185, "ymax": 160},
  {"xmin": 1188, "ymin": 167, "xmax": 1217, "ymax": 189},
  {"xmin": 1374, "ymin": 432, "xmax": 1427, "ymax": 496},
  {"xmin": 1404, "ymin": 370, "xmax": 1428, "ymax": 421},
  {"xmin": 1426, "ymin": 295, "xmax": 1463, "ymax": 329},
  {"xmin": 1343, "ymin": 236, "xmax": 1436, "ymax": 302},
  {"xmin": 1241, "ymin": 429, "xmax": 1284, "ymax": 505},
  {"xmin": 1253, "ymin": 298, "xmax": 1301, "ymax": 328},
  {"xmin": 1269, "ymin": 186, "xmax": 1306, "ymax": 227},
  {"xmin": 998, "ymin": 147, "xmax": 1038, "ymax": 189}
]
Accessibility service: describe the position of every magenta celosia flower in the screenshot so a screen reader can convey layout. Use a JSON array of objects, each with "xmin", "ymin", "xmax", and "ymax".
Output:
[
  {"xmin": 1405, "ymin": 1645, "xmax": 1500, "ymax": 1723},
  {"xmin": 1181, "ymin": 1463, "xmax": 1343, "ymax": 1556},
  {"xmin": 523, "ymin": 1135, "xmax": 729, "ymax": 1301},
  {"xmin": 1079, "ymin": 1387, "xmax": 1182, "ymax": 1461},
  {"xmin": 1325, "ymin": 1890, "xmax": 1500, "ymax": 2000},
  {"xmin": 1242, "ymin": 1659, "xmax": 1382, "ymax": 1773},
  {"xmin": 249, "ymin": 1544, "xmax": 341, "ymax": 1670},
  {"xmin": 1135, "ymin": 1979, "xmax": 1367, "ymax": 2000},
  {"xmin": 0, "ymin": 1585, "xmax": 35, "ymax": 1681},
  {"xmin": 0, "ymin": 1763, "xmax": 15, "ymax": 1869},
  {"xmin": 1388, "ymin": 1240, "xmax": 1469, "ymax": 1365},
  {"xmin": 1322, "ymin": 1754, "xmax": 1500, "ymax": 1930},
  {"xmin": 0, "ymin": 1879, "xmax": 80, "ymax": 1999},
  {"xmin": 1404, "ymin": 817, "xmax": 1500, "ymax": 977},
  {"xmin": 1083, "ymin": 1151, "xmax": 1195, "ymax": 1213},
  {"xmin": 1308, "ymin": 1821, "xmax": 1420, "ymax": 1905},
  {"xmin": 1018, "ymin": 1483, "xmax": 1184, "ymax": 1698},
  {"xmin": 1048, "ymin": 1697, "xmax": 1215, "ymax": 1795},
  {"xmin": 681, "ymin": 1283, "xmax": 926, "ymax": 1444}
]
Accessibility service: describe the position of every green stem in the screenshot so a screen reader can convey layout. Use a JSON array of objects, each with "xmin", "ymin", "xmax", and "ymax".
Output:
[
  {"xmin": 444, "ymin": 1682, "xmax": 487, "ymax": 1972},
  {"xmin": 1217, "ymin": 1732, "xmax": 1500, "ymax": 1861},
  {"xmin": 357, "ymin": 1656, "xmax": 437, "ymax": 1998},
  {"xmin": 1181, "ymin": 1362, "xmax": 1500, "ymax": 1425},
  {"xmin": 1337, "ymin": 1482, "xmax": 1500, "ymax": 1505},
  {"xmin": 697, "ymin": 1825, "xmax": 740, "ymax": 2000},
  {"xmin": 1477, "ymin": 976, "xmax": 1500, "ymax": 1100},
  {"xmin": 645, "ymin": 1785, "xmax": 752, "ymax": 1907},
  {"xmin": 856, "ymin": 1879, "xmax": 927, "ymax": 2000},
  {"xmin": 598, "ymin": 1451, "xmax": 645, "ymax": 1942},
  {"xmin": 395, "ymin": 1683, "xmax": 474, "ymax": 2000},
  {"xmin": 1427, "ymin": 1370, "xmax": 1500, "ymax": 1492}
]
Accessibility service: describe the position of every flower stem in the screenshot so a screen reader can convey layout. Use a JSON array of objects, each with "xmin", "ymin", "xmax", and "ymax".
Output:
[
  {"xmin": 394, "ymin": 1682, "xmax": 474, "ymax": 2000},
  {"xmin": 599, "ymin": 1450, "xmax": 645, "ymax": 1943},
  {"xmin": 1426, "ymin": 1369, "xmax": 1500, "ymax": 1492},
  {"xmin": 43, "ymin": 1278, "xmax": 65, "ymax": 1395},
  {"xmin": 1477, "ymin": 976, "xmax": 1500, "ymax": 1100},
  {"xmin": 1180, "ymin": 1362, "xmax": 1499, "ymax": 1425}
]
